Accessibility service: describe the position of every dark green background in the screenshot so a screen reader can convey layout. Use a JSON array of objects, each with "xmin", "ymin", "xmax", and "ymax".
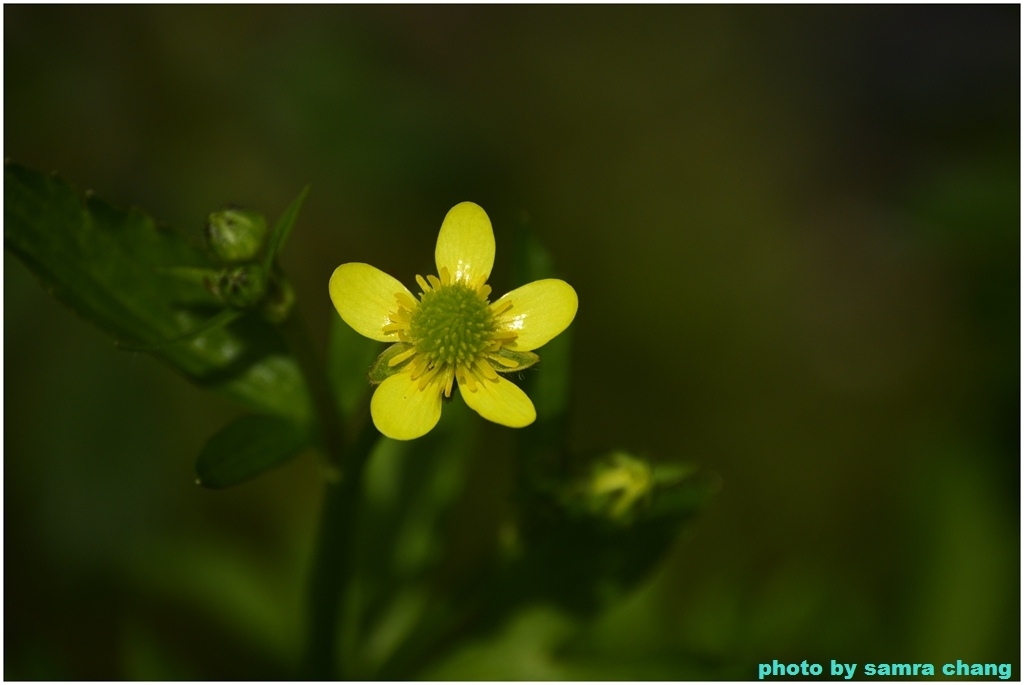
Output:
[{"xmin": 5, "ymin": 5, "xmax": 1019, "ymax": 679}]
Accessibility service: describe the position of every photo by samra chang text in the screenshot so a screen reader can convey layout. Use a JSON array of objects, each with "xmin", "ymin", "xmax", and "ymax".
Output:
[{"xmin": 758, "ymin": 659, "xmax": 1014, "ymax": 680}]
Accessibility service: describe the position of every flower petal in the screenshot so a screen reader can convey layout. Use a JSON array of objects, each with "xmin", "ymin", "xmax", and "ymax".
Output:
[
  {"xmin": 330, "ymin": 262, "xmax": 413, "ymax": 342},
  {"xmin": 434, "ymin": 202, "xmax": 495, "ymax": 285},
  {"xmin": 459, "ymin": 375, "xmax": 536, "ymax": 428},
  {"xmin": 371, "ymin": 372, "xmax": 443, "ymax": 440},
  {"xmin": 492, "ymin": 278, "xmax": 578, "ymax": 351}
]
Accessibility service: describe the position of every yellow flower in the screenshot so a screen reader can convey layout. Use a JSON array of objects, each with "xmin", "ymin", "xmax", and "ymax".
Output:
[{"xmin": 329, "ymin": 202, "xmax": 578, "ymax": 441}]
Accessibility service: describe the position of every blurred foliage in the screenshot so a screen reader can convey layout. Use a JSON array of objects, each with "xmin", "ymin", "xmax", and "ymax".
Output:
[
  {"xmin": 5, "ymin": 164, "xmax": 323, "ymax": 490},
  {"xmin": 195, "ymin": 414, "xmax": 311, "ymax": 489},
  {"xmin": 5, "ymin": 4, "xmax": 1019, "ymax": 681},
  {"xmin": 6, "ymin": 160, "xmax": 714, "ymax": 679},
  {"xmin": 5, "ymin": 163, "xmax": 312, "ymax": 422}
]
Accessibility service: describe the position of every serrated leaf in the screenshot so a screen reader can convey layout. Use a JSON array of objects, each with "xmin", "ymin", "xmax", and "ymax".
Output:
[
  {"xmin": 4, "ymin": 162, "xmax": 312, "ymax": 421},
  {"xmin": 195, "ymin": 414, "xmax": 312, "ymax": 488}
]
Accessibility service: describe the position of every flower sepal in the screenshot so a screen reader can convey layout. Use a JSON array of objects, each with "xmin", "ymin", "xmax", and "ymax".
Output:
[
  {"xmin": 489, "ymin": 347, "xmax": 540, "ymax": 373},
  {"xmin": 369, "ymin": 342, "xmax": 416, "ymax": 385}
]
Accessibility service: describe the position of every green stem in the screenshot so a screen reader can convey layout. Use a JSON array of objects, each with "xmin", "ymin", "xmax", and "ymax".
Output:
[
  {"xmin": 278, "ymin": 308, "xmax": 347, "ymax": 473},
  {"xmin": 304, "ymin": 414, "xmax": 376, "ymax": 678},
  {"xmin": 277, "ymin": 307, "xmax": 378, "ymax": 679}
]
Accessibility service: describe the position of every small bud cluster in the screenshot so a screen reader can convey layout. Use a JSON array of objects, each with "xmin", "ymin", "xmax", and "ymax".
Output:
[{"xmin": 202, "ymin": 207, "xmax": 293, "ymax": 322}]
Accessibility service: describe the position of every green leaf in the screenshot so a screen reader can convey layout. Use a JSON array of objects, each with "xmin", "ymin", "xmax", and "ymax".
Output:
[
  {"xmin": 195, "ymin": 414, "xmax": 312, "ymax": 488},
  {"xmin": 513, "ymin": 228, "xmax": 573, "ymax": 422},
  {"xmin": 380, "ymin": 463, "xmax": 715, "ymax": 678},
  {"xmin": 115, "ymin": 309, "xmax": 242, "ymax": 352},
  {"xmin": 510, "ymin": 223, "xmax": 575, "ymax": 485},
  {"xmin": 423, "ymin": 606, "xmax": 579, "ymax": 680},
  {"xmin": 433, "ymin": 465, "xmax": 714, "ymax": 652},
  {"xmin": 355, "ymin": 400, "xmax": 481, "ymax": 676},
  {"xmin": 4, "ymin": 162, "xmax": 312, "ymax": 421},
  {"xmin": 326, "ymin": 311, "xmax": 380, "ymax": 419},
  {"xmin": 263, "ymin": 185, "xmax": 310, "ymax": 273}
]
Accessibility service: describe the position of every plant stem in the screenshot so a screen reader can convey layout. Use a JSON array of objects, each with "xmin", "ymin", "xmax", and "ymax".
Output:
[
  {"xmin": 278, "ymin": 306, "xmax": 347, "ymax": 474},
  {"xmin": 277, "ymin": 307, "xmax": 377, "ymax": 679},
  {"xmin": 304, "ymin": 413, "xmax": 376, "ymax": 678}
]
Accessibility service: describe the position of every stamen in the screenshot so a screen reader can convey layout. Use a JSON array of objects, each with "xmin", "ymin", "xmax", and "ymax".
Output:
[
  {"xmin": 382, "ymin": 322, "xmax": 406, "ymax": 334},
  {"xmin": 389, "ymin": 308, "xmax": 411, "ymax": 323},
  {"xmin": 490, "ymin": 329, "xmax": 518, "ymax": 342},
  {"xmin": 443, "ymin": 370, "xmax": 454, "ymax": 398},
  {"xmin": 491, "ymin": 300, "xmax": 513, "ymax": 317},
  {"xmin": 439, "ymin": 266, "xmax": 451, "ymax": 285},
  {"xmin": 460, "ymin": 366, "xmax": 478, "ymax": 392},
  {"xmin": 426, "ymin": 274, "xmax": 442, "ymax": 290},
  {"xmin": 396, "ymin": 292, "xmax": 418, "ymax": 310},
  {"xmin": 478, "ymin": 284, "xmax": 492, "ymax": 300},
  {"xmin": 388, "ymin": 347, "xmax": 418, "ymax": 367},
  {"xmin": 417, "ymin": 364, "xmax": 441, "ymax": 390},
  {"xmin": 415, "ymin": 274, "xmax": 430, "ymax": 293},
  {"xmin": 474, "ymin": 359, "xmax": 498, "ymax": 381},
  {"xmin": 408, "ymin": 355, "xmax": 431, "ymax": 380}
]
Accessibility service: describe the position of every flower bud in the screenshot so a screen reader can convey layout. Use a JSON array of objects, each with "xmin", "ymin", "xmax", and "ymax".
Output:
[
  {"xmin": 564, "ymin": 452, "xmax": 654, "ymax": 523},
  {"xmin": 206, "ymin": 209, "xmax": 267, "ymax": 263},
  {"xmin": 261, "ymin": 272, "xmax": 296, "ymax": 324},
  {"xmin": 211, "ymin": 265, "xmax": 266, "ymax": 309}
]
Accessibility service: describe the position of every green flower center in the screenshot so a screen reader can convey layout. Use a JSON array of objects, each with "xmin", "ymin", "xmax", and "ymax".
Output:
[{"xmin": 410, "ymin": 282, "xmax": 495, "ymax": 366}]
